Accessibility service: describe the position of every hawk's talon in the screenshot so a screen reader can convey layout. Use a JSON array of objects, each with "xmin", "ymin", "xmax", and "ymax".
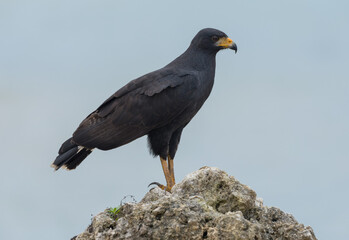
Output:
[{"xmin": 148, "ymin": 182, "xmax": 172, "ymax": 192}]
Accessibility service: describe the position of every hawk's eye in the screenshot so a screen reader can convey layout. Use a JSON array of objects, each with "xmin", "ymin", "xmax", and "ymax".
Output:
[{"xmin": 211, "ymin": 36, "xmax": 219, "ymax": 42}]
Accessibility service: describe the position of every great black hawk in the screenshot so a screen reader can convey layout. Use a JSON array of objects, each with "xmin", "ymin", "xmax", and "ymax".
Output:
[{"xmin": 52, "ymin": 28, "xmax": 237, "ymax": 191}]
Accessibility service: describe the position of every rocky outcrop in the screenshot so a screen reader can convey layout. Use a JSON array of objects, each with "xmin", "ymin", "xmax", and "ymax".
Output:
[{"xmin": 73, "ymin": 167, "xmax": 317, "ymax": 240}]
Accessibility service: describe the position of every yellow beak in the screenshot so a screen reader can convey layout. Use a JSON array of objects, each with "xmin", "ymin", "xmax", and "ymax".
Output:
[{"xmin": 216, "ymin": 37, "xmax": 237, "ymax": 53}]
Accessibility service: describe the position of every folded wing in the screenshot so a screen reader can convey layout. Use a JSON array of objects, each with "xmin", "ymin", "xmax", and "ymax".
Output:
[{"xmin": 72, "ymin": 69, "xmax": 198, "ymax": 150}]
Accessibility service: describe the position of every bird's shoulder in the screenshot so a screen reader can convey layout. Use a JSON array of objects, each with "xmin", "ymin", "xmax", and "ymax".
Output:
[
  {"xmin": 96, "ymin": 68, "xmax": 199, "ymax": 117},
  {"xmin": 112, "ymin": 67, "xmax": 198, "ymax": 97}
]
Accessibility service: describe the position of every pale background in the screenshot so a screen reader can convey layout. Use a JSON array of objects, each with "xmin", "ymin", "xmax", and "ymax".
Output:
[{"xmin": 1, "ymin": 1, "xmax": 348, "ymax": 239}]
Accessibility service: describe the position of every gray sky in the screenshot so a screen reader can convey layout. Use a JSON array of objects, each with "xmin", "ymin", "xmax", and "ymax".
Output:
[{"xmin": 1, "ymin": 0, "xmax": 348, "ymax": 239}]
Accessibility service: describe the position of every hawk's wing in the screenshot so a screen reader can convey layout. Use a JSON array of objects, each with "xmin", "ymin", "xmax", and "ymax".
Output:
[{"xmin": 72, "ymin": 68, "xmax": 199, "ymax": 150}]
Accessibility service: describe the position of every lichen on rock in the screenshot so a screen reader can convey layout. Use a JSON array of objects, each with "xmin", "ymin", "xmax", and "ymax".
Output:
[{"xmin": 73, "ymin": 167, "xmax": 317, "ymax": 240}]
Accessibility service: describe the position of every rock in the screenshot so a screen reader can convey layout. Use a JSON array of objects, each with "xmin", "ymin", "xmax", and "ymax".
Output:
[{"xmin": 73, "ymin": 167, "xmax": 317, "ymax": 240}]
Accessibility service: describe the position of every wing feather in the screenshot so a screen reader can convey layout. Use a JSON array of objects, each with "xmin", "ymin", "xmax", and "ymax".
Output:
[{"xmin": 72, "ymin": 69, "xmax": 198, "ymax": 150}]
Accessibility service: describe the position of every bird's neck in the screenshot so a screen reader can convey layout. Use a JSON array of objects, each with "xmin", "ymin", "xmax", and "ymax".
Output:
[{"xmin": 167, "ymin": 46, "xmax": 217, "ymax": 72}]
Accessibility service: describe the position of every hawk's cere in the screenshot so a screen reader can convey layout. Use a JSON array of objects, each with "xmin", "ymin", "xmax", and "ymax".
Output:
[{"xmin": 52, "ymin": 28, "xmax": 237, "ymax": 191}]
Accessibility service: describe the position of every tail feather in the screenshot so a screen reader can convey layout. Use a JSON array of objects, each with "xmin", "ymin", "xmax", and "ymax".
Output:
[
  {"xmin": 59, "ymin": 137, "xmax": 76, "ymax": 154},
  {"xmin": 62, "ymin": 148, "xmax": 92, "ymax": 170},
  {"xmin": 52, "ymin": 138, "xmax": 92, "ymax": 170},
  {"xmin": 52, "ymin": 147, "xmax": 79, "ymax": 169}
]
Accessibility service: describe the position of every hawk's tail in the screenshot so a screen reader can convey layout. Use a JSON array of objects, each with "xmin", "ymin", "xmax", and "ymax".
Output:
[{"xmin": 51, "ymin": 137, "xmax": 92, "ymax": 170}]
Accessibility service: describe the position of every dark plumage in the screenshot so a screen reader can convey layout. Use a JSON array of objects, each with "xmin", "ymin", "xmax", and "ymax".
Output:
[{"xmin": 52, "ymin": 28, "xmax": 237, "ymax": 190}]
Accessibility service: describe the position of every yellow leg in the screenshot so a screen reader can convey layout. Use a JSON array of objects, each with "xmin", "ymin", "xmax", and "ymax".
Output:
[
  {"xmin": 168, "ymin": 155, "xmax": 176, "ymax": 187},
  {"xmin": 148, "ymin": 156, "xmax": 175, "ymax": 192},
  {"xmin": 160, "ymin": 157, "xmax": 173, "ymax": 191}
]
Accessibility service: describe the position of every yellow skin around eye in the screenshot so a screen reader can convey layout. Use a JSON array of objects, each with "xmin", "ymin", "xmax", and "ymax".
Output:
[{"xmin": 216, "ymin": 37, "xmax": 234, "ymax": 48}]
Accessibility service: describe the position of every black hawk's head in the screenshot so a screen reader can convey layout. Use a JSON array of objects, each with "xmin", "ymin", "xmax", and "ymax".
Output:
[{"xmin": 190, "ymin": 28, "xmax": 237, "ymax": 53}]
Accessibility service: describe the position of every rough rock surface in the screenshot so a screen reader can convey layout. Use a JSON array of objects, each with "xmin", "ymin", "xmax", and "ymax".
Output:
[{"xmin": 73, "ymin": 167, "xmax": 317, "ymax": 240}]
